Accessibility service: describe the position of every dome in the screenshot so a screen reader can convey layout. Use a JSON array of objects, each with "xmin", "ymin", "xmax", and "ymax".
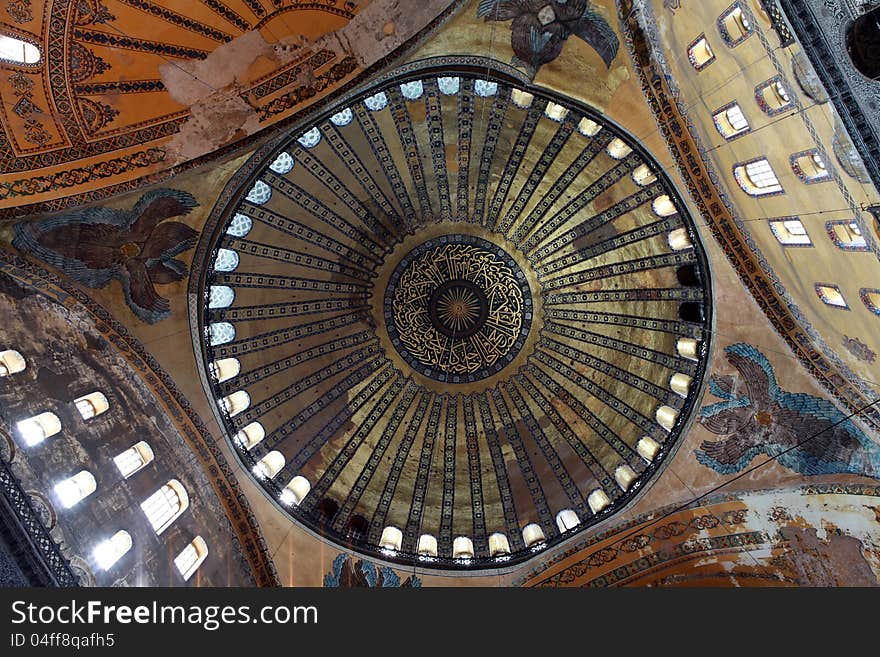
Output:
[{"xmin": 197, "ymin": 62, "xmax": 712, "ymax": 569}]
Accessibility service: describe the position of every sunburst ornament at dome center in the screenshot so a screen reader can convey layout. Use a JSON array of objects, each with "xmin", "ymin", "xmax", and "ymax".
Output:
[{"xmin": 434, "ymin": 284, "xmax": 483, "ymax": 334}]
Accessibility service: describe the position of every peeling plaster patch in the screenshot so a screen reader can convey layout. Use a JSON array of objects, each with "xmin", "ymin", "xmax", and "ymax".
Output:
[
  {"xmin": 773, "ymin": 527, "xmax": 878, "ymax": 586},
  {"xmin": 160, "ymin": 31, "xmax": 278, "ymax": 162},
  {"xmin": 161, "ymin": 31, "xmax": 277, "ymax": 106},
  {"xmin": 337, "ymin": 0, "xmax": 453, "ymax": 66},
  {"xmin": 738, "ymin": 490, "xmax": 880, "ymax": 582}
]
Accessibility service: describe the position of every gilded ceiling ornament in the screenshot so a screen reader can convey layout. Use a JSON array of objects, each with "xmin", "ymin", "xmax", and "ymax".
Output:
[
  {"xmin": 385, "ymin": 237, "xmax": 531, "ymax": 383},
  {"xmin": 5, "ymin": 0, "xmax": 32, "ymax": 24},
  {"xmin": 478, "ymin": 0, "xmax": 620, "ymax": 77},
  {"xmin": 696, "ymin": 343, "xmax": 880, "ymax": 478},
  {"xmin": 12, "ymin": 189, "xmax": 199, "ymax": 324}
]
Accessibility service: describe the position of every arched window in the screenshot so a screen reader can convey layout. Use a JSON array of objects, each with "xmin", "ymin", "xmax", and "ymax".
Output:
[
  {"xmin": 114, "ymin": 441, "xmax": 154, "ymax": 478},
  {"xmin": 174, "ymin": 536, "xmax": 208, "ymax": 581},
  {"xmin": 417, "ymin": 533, "xmax": 438, "ymax": 558},
  {"xmin": 656, "ymin": 405, "xmax": 679, "ymax": 431},
  {"xmin": 74, "ymin": 391, "xmax": 109, "ymax": 420},
  {"xmin": 545, "ymin": 102, "xmax": 568, "ymax": 122},
  {"xmin": 141, "ymin": 480, "xmax": 189, "ymax": 535},
  {"xmin": 756, "ymin": 77, "xmax": 792, "ymax": 115},
  {"xmin": 399, "ymin": 80, "xmax": 424, "ymax": 100},
  {"xmin": 861, "ymin": 289, "xmax": 880, "ymax": 316},
  {"xmin": 379, "ymin": 526, "xmax": 403, "ymax": 552},
  {"xmin": 770, "ymin": 218, "xmax": 812, "ymax": 246},
  {"xmin": 734, "ymin": 158, "xmax": 783, "ymax": 196},
  {"xmin": 606, "ymin": 138, "xmax": 632, "ymax": 160},
  {"xmin": 667, "ymin": 228, "xmax": 693, "ymax": 251},
  {"xmin": 670, "ymin": 372, "xmax": 693, "ymax": 398},
  {"xmin": 93, "ymin": 530, "xmax": 133, "ymax": 570},
  {"xmin": 226, "ymin": 213, "xmax": 253, "ymax": 238},
  {"xmin": 676, "ymin": 337, "xmax": 699, "ymax": 361},
  {"xmin": 245, "ymin": 180, "xmax": 271, "ymax": 205},
  {"xmin": 219, "ymin": 390, "xmax": 250, "ymax": 417},
  {"xmin": 815, "ymin": 283, "xmax": 848, "ymax": 309},
  {"xmin": 452, "ymin": 536, "xmax": 474, "ymax": 560},
  {"xmin": 555, "ymin": 509, "xmax": 580, "ymax": 532},
  {"xmin": 587, "ymin": 488, "xmax": 611, "ymax": 514},
  {"xmin": 474, "ymin": 79, "xmax": 498, "ymax": 97},
  {"xmin": 0, "ymin": 349, "xmax": 26, "ymax": 377},
  {"xmin": 54, "ymin": 471, "xmax": 97, "ymax": 508},
  {"xmin": 17, "ymin": 411, "xmax": 61, "ymax": 446},
  {"xmin": 279, "ymin": 475, "xmax": 310, "ymax": 506},
  {"xmin": 652, "ymin": 195, "xmax": 677, "ymax": 217},
  {"xmin": 688, "ymin": 35, "xmax": 715, "ymax": 70},
  {"xmin": 522, "ymin": 523, "xmax": 546, "ymax": 547},
  {"xmin": 632, "ymin": 163, "xmax": 656, "ymax": 186},
  {"xmin": 578, "ymin": 117, "xmax": 601, "ymax": 137},
  {"xmin": 614, "ymin": 464, "xmax": 637, "ymax": 491},
  {"xmin": 252, "ymin": 450, "xmax": 285, "ymax": 479},
  {"xmin": 330, "ymin": 107, "xmax": 353, "ymax": 126},
  {"xmin": 637, "ymin": 436, "xmax": 661, "ymax": 463},
  {"xmin": 488, "ymin": 532, "xmax": 511, "ymax": 557},
  {"xmin": 437, "ymin": 76, "xmax": 460, "ymax": 95},
  {"xmin": 364, "ymin": 91, "xmax": 388, "ymax": 111},
  {"xmin": 297, "ymin": 127, "xmax": 321, "ymax": 148},
  {"xmin": 213, "ymin": 248, "xmax": 239, "ymax": 272},
  {"xmin": 234, "ymin": 421, "xmax": 265, "ymax": 450},
  {"xmin": 713, "ymin": 102, "xmax": 750, "ymax": 139},
  {"xmin": 0, "ymin": 34, "xmax": 40, "ymax": 65},
  {"xmin": 510, "ymin": 88, "xmax": 534, "ymax": 108},
  {"xmin": 826, "ymin": 220, "xmax": 868, "ymax": 251},
  {"xmin": 718, "ymin": 4, "xmax": 753, "ymax": 46},
  {"xmin": 208, "ymin": 285, "xmax": 235, "ymax": 309},
  {"xmin": 208, "ymin": 322, "xmax": 235, "ymax": 346},
  {"xmin": 210, "ymin": 357, "xmax": 240, "ymax": 384},
  {"xmin": 791, "ymin": 150, "xmax": 830, "ymax": 184},
  {"xmin": 269, "ymin": 152, "xmax": 294, "ymax": 175}
]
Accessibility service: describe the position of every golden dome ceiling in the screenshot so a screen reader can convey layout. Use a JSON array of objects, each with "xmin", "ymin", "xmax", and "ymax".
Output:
[{"xmin": 195, "ymin": 61, "xmax": 713, "ymax": 568}]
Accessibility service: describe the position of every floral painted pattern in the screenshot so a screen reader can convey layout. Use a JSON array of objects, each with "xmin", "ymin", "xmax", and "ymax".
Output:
[
  {"xmin": 696, "ymin": 343, "xmax": 880, "ymax": 478},
  {"xmin": 478, "ymin": 0, "xmax": 619, "ymax": 77},
  {"xmin": 13, "ymin": 189, "xmax": 199, "ymax": 324},
  {"xmin": 323, "ymin": 553, "xmax": 421, "ymax": 587}
]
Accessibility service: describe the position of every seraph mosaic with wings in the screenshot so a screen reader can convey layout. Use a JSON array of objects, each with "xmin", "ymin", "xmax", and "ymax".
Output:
[
  {"xmin": 478, "ymin": 0, "xmax": 620, "ymax": 77},
  {"xmin": 696, "ymin": 343, "xmax": 880, "ymax": 478}
]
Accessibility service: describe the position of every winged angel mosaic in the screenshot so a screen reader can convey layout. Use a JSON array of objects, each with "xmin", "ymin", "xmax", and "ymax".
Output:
[
  {"xmin": 13, "ymin": 189, "xmax": 199, "ymax": 324},
  {"xmin": 696, "ymin": 343, "xmax": 880, "ymax": 479},
  {"xmin": 478, "ymin": 0, "xmax": 620, "ymax": 77}
]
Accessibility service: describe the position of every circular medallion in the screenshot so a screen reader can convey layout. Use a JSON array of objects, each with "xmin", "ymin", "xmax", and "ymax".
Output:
[{"xmin": 384, "ymin": 235, "xmax": 532, "ymax": 383}]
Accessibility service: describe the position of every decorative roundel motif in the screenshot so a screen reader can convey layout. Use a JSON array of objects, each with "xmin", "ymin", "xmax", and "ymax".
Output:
[
  {"xmin": 385, "ymin": 235, "xmax": 531, "ymax": 383},
  {"xmin": 199, "ymin": 62, "xmax": 713, "ymax": 570}
]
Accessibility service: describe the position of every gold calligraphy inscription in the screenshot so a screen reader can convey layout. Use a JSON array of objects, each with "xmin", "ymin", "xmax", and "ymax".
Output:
[{"xmin": 392, "ymin": 243, "xmax": 524, "ymax": 376}]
